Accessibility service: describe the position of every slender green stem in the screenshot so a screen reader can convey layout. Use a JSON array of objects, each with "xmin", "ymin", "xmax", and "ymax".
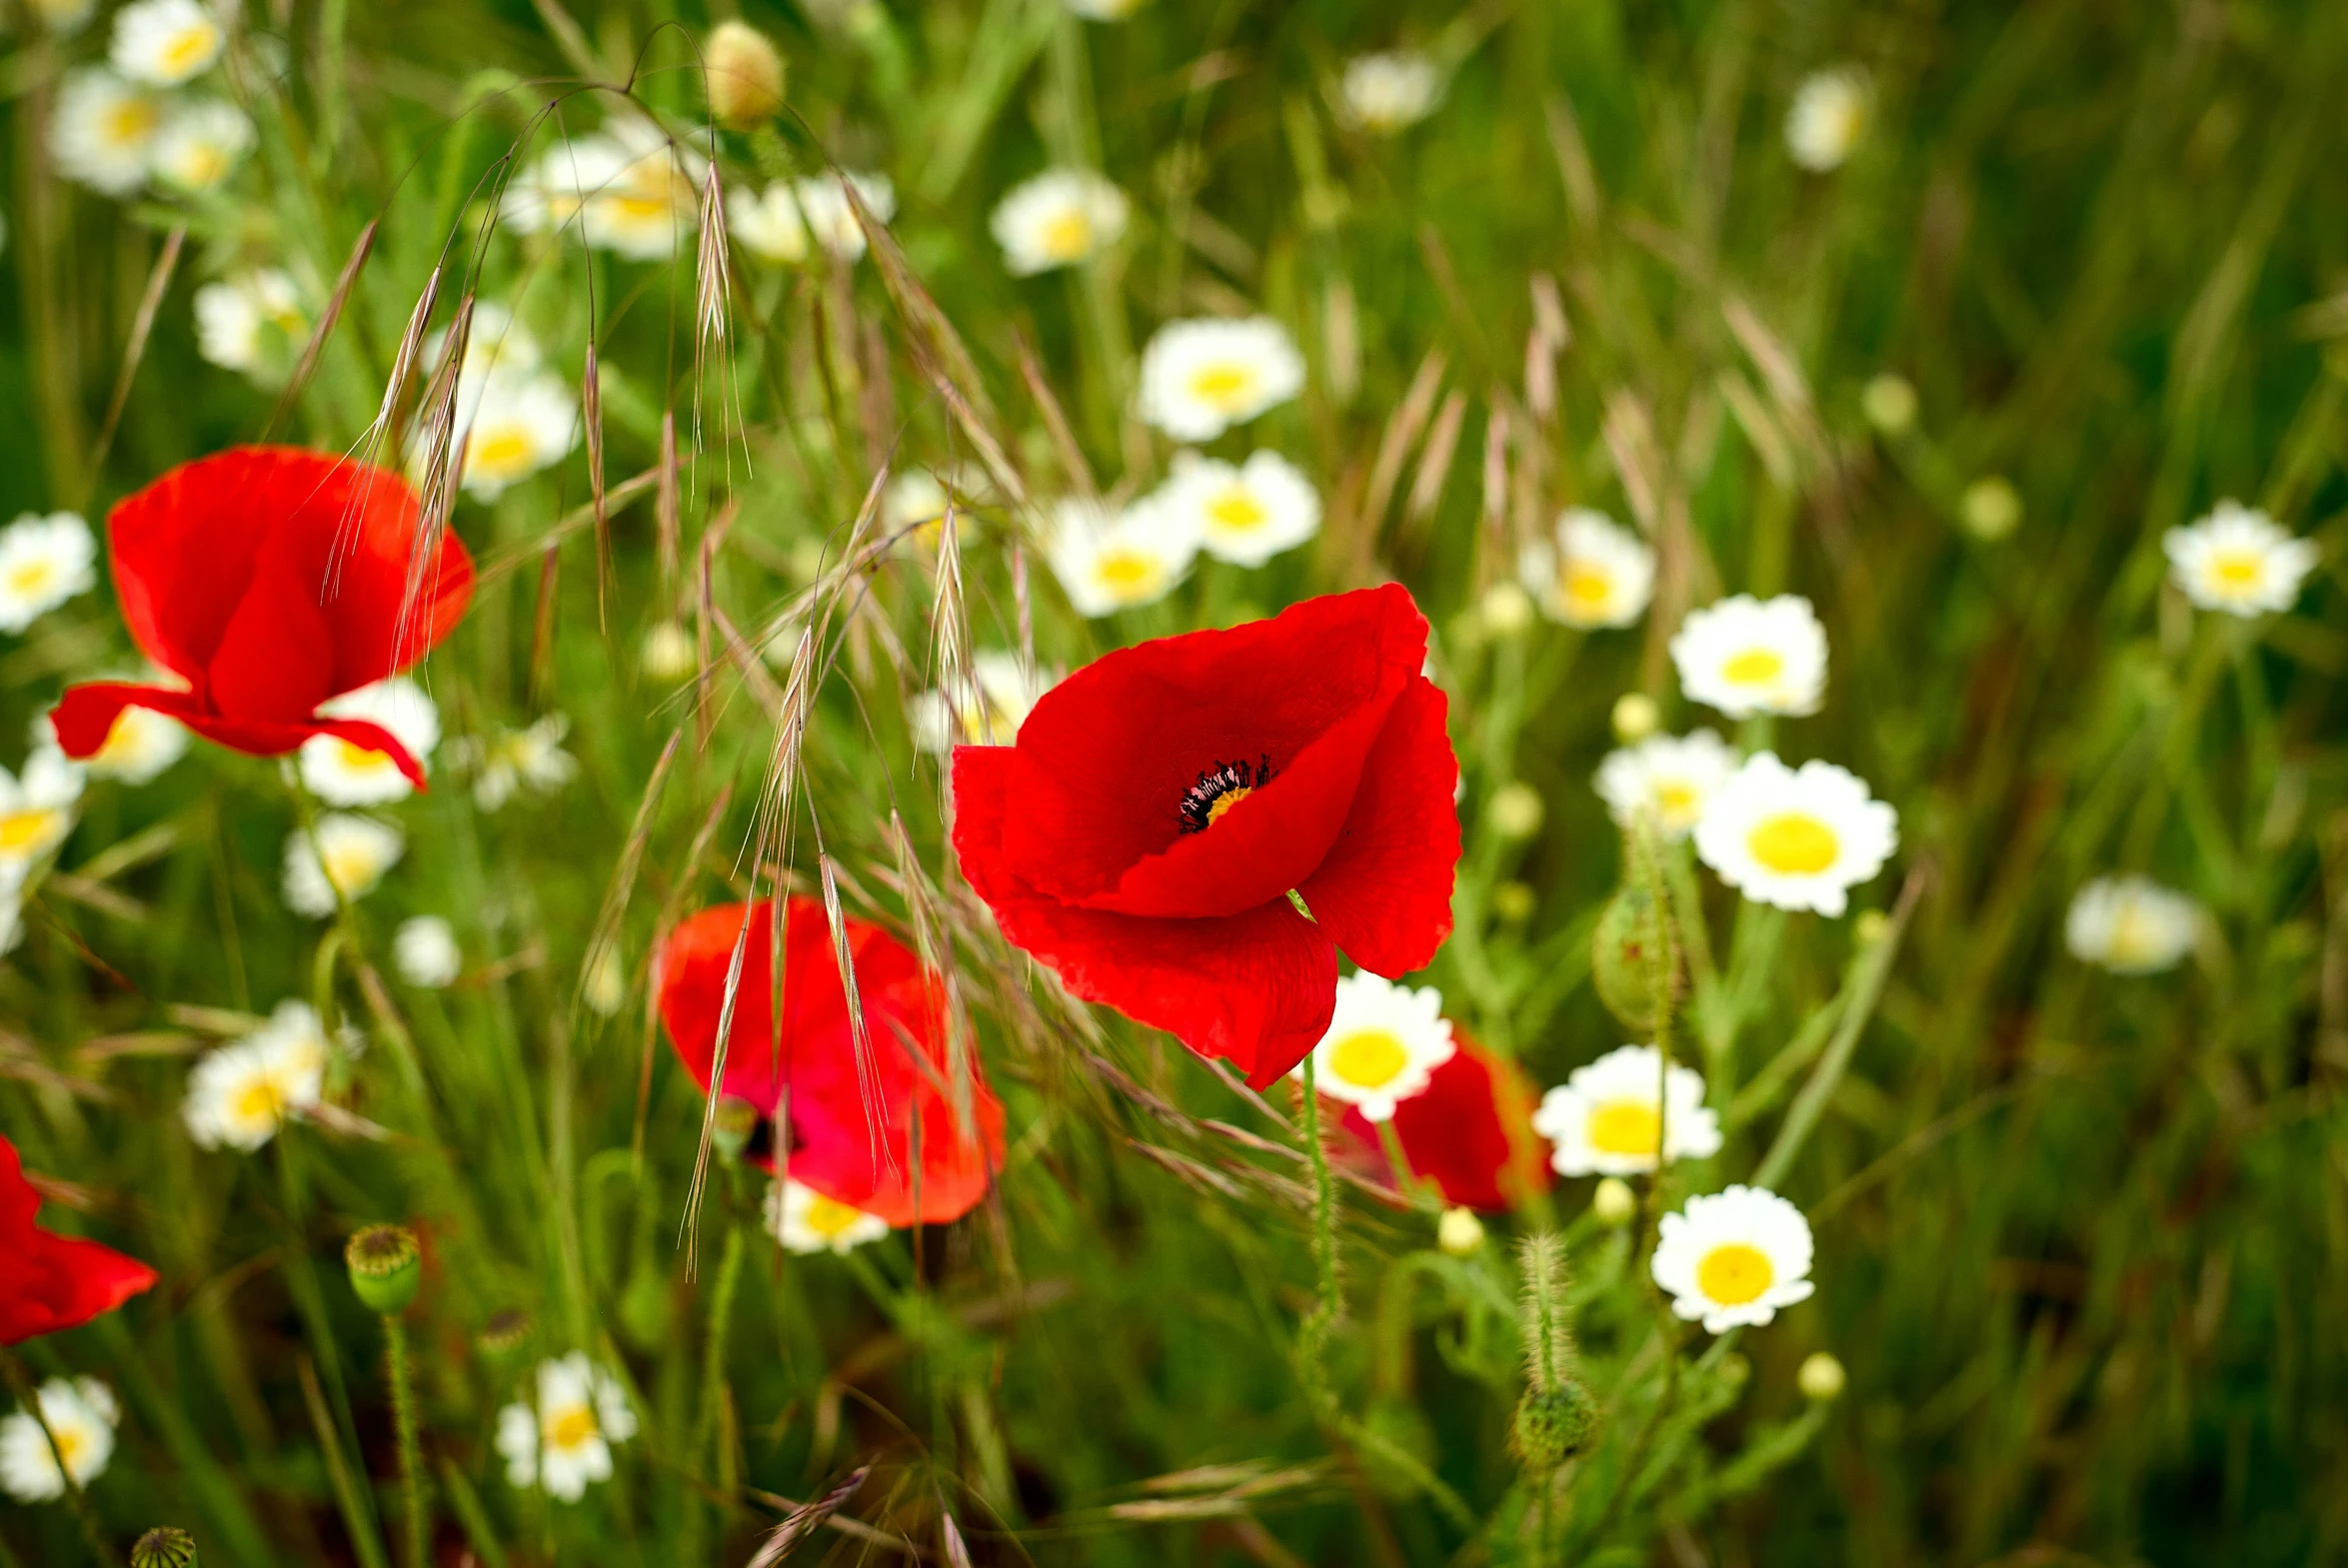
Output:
[
  {"xmin": 384, "ymin": 1317, "xmax": 427, "ymax": 1568},
  {"xmin": 0, "ymin": 1348, "xmax": 114, "ymax": 1566},
  {"xmin": 1300, "ymin": 1056, "xmax": 1340, "ymax": 1322}
]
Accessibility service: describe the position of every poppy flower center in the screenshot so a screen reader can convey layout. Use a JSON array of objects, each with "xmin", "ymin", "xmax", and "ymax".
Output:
[
  {"xmin": 1695, "ymin": 1241, "xmax": 1774, "ymax": 1305},
  {"xmin": 1326, "ymin": 1028, "xmax": 1410, "ymax": 1089},
  {"xmin": 1189, "ymin": 363, "xmax": 1257, "ymax": 410},
  {"xmin": 1746, "ymin": 812, "xmax": 1838, "ymax": 875},
  {"xmin": 544, "ymin": 1405, "xmax": 597, "ymax": 1451},
  {"xmin": 1040, "ymin": 210, "xmax": 1093, "ymax": 259},
  {"xmin": 2211, "ymin": 551, "xmax": 2262, "ymax": 588},
  {"xmin": 1178, "ymin": 755, "xmax": 1273, "ymax": 833},
  {"xmin": 1721, "ymin": 648, "xmax": 1783, "ymax": 685},
  {"xmin": 1206, "ymin": 489, "xmax": 1267, "ymax": 532},
  {"xmin": 1586, "ymin": 1098, "xmax": 1662, "ymax": 1156},
  {"xmin": 801, "ymin": 1192, "xmax": 871, "ymax": 1239}
]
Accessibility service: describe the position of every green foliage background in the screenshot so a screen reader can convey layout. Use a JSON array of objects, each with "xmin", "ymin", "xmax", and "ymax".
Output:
[{"xmin": 4, "ymin": 0, "xmax": 2346, "ymax": 1563}]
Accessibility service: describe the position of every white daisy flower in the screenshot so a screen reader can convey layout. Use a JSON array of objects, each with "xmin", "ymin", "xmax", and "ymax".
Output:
[
  {"xmin": 495, "ymin": 1353, "xmax": 637, "ymax": 1502},
  {"xmin": 195, "ymin": 269, "xmax": 308, "ymax": 379},
  {"xmin": 109, "ymin": 0, "xmax": 225, "ymax": 86},
  {"xmin": 1148, "ymin": 450, "xmax": 1321, "ymax": 567},
  {"xmin": 2064, "ymin": 875, "xmax": 2200, "ymax": 975},
  {"xmin": 1045, "ymin": 497, "xmax": 1200, "ymax": 618},
  {"xmin": 1294, "ymin": 971, "xmax": 1455, "ymax": 1123},
  {"xmin": 1338, "ymin": 51, "xmax": 1442, "ymax": 134},
  {"xmin": 0, "ymin": 1378, "xmax": 121, "ymax": 1502},
  {"xmin": 909, "ymin": 651, "xmax": 1060, "ymax": 753},
  {"xmin": 49, "ymin": 70, "xmax": 165, "ymax": 196},
  {"xmin": 27, "ymin": 0, "xmax": 100, "ymax": 35},
  {"xmin": 458, "ymin": 715, "xmax": 580, "ymax": 812},
  {"xmin": 182, "ymin": 1000, "xmax": 331, "ymax": 1151},
  {"xmin": 991, "ymin": 168, "xmax": 1130, "ymax": 275},
  {"xmin": 794, "ymin": 171, "xmax": 895, "ymax": 261},
  {"xmin": 727, "ymin": 181, "xmax": 808, "ymax": 264},
  {"xmin": 886, "ymin": 468, "xmax": 951, "ymax": 533},
  {"xmin": 0, "ymin": 869, "xmax": 25, "ymax": 958},
  {"xmin": 1137, "ymin": 317, "xmax": 1306, "ymax": 443},
  {"xmin": 1652, "ymin": 1184, "xmax": 1816, "ymax": 1333},
  {"xmin": 452, "ymin": 373, "xmax": 580, "ymax": 501},
  {"xmin": 504, "ymin": 122, "xmax": 703, "ymax": 260},
  {"xmin": 150, "ymin": 99, "xmax": 255, "ymax": 193},
  {"xmin": 0, "ymin": 513, "xmax": 97, "ymax": 634},
  {"xmin": 1670, "ymin": 594, "xmax": 1828, "ymax": 719},
  {"xmin": 1516, "ymin": 509, "xmax": 1654, "ymax": 629},
  {"xmin": 298, "ymin": 679, "xmax": 440, "ymax": 805},
  {"xmin": 767, "ymin": 1178, "xmax": 890, "ymax": 1256},
  {"xmin": 2162, "ymin": 501, "xmax": 2319, "ymax": 619},
  {"xmin": 430, "ymin": 301, "xmax": 543, "ymax": 389},
  {"xmin": 0, "ymin": 750, "xmax": 84, "ymax": 874},
  {"xmin": 1693, "ymin": 752, "xmax": 1897, "ymax": 917},
  {"xmin": 1785, "ymin": 67, "xmax": 1870, "ymax": 172},
  {"xmin": 1593, "ymin": 730, "xmax": 1739, "ymax": 841},
  {"xmin": 393, "ymin": 915, "xmax": 462, "ymax": 988},
  {"xmin": 1531, "ymin": 1044, "xmax": 1722, "ymax": 1178},
  {"xmin": 282, "ymin": 813, "xmax": 404, "ymax": 918}
]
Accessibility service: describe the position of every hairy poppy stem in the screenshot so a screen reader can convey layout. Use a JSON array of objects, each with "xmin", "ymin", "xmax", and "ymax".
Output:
[{"xmin": 383, "ymin": 1317, "xmax": 428, "ymax": 1568}]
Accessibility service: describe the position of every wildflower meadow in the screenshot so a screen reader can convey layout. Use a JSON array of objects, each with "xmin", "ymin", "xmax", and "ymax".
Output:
[{"xmin": 2, "ymin": 1, "xmax": 2343, "ymax": 1563}]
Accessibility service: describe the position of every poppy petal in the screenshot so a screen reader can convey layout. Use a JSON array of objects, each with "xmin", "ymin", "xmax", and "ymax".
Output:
[
  {"xmin": 0, "ymin": 1137, "xmax": 158, "ymax": 1345},
  {"xmin": 49, "ymin": 684, "xmax": 429, "ymax": 787},
  {"xmin": 107, "ymin": 448, "xmax": 285, "ymax": 679},
  {"xmin": 1295, "ymin": 673, "xmax": 1460, "ymax": 977},
  {"xmin": 207, "ymin": 541, "xmax": 340, "ymax": 722}
]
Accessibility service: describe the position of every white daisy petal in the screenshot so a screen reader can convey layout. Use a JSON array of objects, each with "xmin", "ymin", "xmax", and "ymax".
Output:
[
  {"xmin": 2161, "ymin": 501, "xmax": 2319, "ymax": 619},
  {"xmin": 0, "ymin": 749, "xmax": 85, "ymax": 874},
  {"xmin": 794, "ymin": 171, "xmax": 895, "ymax": 262},
  {"xmin": 1650, "ymin": 1184, "xmax": 1816, "ymax": 1334},
  {"xmin": 910, "ymin": 651, "xmax": 1061, "ymax": 753},
  {"xmin": 1785, "ymin": 67, "xmax": 1869, "ymax": 172},
  {"xmin": 501, "ymin": 1354, "xmax": 634, "ymax": 1503},
  {"xmin": 991, "ymin": 168, "xmax": 1130, "ymax": 275},
  {"xmin": 728, "ymin": 181, "xmax": 808, "ymax": 264},
  {"xmin": 182, "ymin": 1000, "xmax": 330, "ymax": 1151},
  {"xmin": 282, "ymin": 813, "xmax": 404, "ymax": 918},
  {"xmin": 1670, "ymin": 594, "xmax": 1829, "ymax": 719},
  {"xmin": 2064, "ymin": 875, "xmax": 2200, "ymax": 975},
  {"xmin": 1532, "ymin": 1044, "xmax": 1721, "ymax": 1177},
  {"xmin": 49, "ymin": 70, "xmax": 166, "ymax": 196},
  {"xmin": 1593, "ymin": 730, "xmax": 1738, "ymax": 841},
  {"xmin": 1147, "ymin": 450, "xmax": 1321, "ymax": 568},
  {"xmin": 0, "ymin": 514, "xmax": 98, "ymax": 635},
  {"xmin": 0, "ymin": 1378, "xmax": 122, "ymax": 1502},
  {"xmin": 1692, "ymin": 752, "xmax": 1897, "ymax": 917},
  {"xmin": 768, "ymin": 1178, "xmax": 891, "ymax": 1255},
  {"xmin": 150, "ymin": 99, "xmax": 255, "ymax": 193},
  {"xmin": 1517, "ymin": 509, "xmax": 1653, "ymax": 629},
  {"xmin": 394, "ymin": 916, "xmax": 463, "ymax": 988},
  {"xmin": 195, "ymin": 269, "xmax": 309, "ymax": 381},
  {"xmin": 110, "ymin": 0, "xmax": 225, "ymax": 86},
  {"xmin": 1339, "ymin": 51, "xmax": 1442, "ymax": 134},
  {"xmin": 1294, "ymin": 971, "xmax": 1455, "ymax": 1123},
  {"xmin": 299, "ymin": 679, "xmax": 441, "ymax": 805},
  {"xmin": 1046, "ymin": 497, "xmax": 1200, "ymax": 618},
  {"xmin": 1137, "ymin": 318, "xmax": 1305, "ymax": 443}
]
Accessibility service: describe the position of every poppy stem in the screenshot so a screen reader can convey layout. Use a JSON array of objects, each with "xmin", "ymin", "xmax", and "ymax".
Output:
[
  {"xmin": 381, "ymin": 1317, "xmax": 428, "ymax": 1568},
  {"xmin": 0, "ymin": 1347, "xmax": 115, "ymax": 1566},
  {"xmin": 1298, "ymin": 1057, "xmax": 1340, "ymax": 1323}
]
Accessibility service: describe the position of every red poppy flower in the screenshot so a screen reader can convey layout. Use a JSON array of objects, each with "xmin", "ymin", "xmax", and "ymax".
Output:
[
  {"xmin": 656, "ymin": 897, "xmax": 1007, "ymax": 1227},
  {"xmin": 952, "ymin": 585, "xmax": 1460, "ymax": 1087},
  {"xmin": 1, "ymin": 1136, "xmax": 157, "ymax": 1345},
  {"xmin": 49, "ymin": 447, "xmax": 474, "ymax": 789},
  {"xmin": 1332, "ymin": 1031, "xmax": 1554, "ymax": 1213}
]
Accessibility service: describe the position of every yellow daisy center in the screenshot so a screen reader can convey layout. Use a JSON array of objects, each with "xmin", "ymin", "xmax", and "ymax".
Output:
[
  {"xmin": 2105, "ymin": 904, "xmax": 2156, "ymax": 966},
  {"xmin": 179, "ymin": 146, "xmax": 229, "ymax": 187},
  {"xmin": 1040, "ymin": 210, "xmax": 1093, "ymax": 260},
  {"xmin": 470, "ymin": 427, "xmax": 537, "ymax": 479},
  {"xmin": 2210, "ymin": 551, "xmax": 2263, "ymax": 589},
  {"xmin": 7, "ymin": 560, "xmax": 57, "ymax": 597},
  {"xmin": 52, "ymin": 1425, "xmax": 87, "ymax": 1470},
  {"xmin": 1189, "ymin": 363, "xmax": 1256, "ymax": 411},
  {"xmin": 106, "ymin": 100, "xmax": 159, "ymax": 146},
  {"xmin": 1747, "ymin": 812, "xmax": 1839, "ymax": 875},
  {"xmin": 1094, "ymin": 549, "xmax": 1158, "ymax": 595},
  {"xmin": 1695, "ymin": 1241, "xmax": 1775, "ymax": 1306},
  {"xmin": 1586, "ymin": 1098, "xmax": 1662, "ymax": 1157},
  {"xmin": 1654, "ymin": 782, "xmax": 1697, "ymax": 817},
  {"xmin": 94, "ymin": 713, "xmax": 143, "ymax": 764},
  {"xmin": 233, "ymin": 1078, "xmax": 285, "ymax": 1126},
  {"xmin": 334, "ymin": 739, "xmax": 395, "ymax": 774},
  {"xmin": 801, "ymin": 1192, "xmax": 871, "ymax": 1240},
  {"xmin": 1205, "ymin": 488, "xmax": 1267, "ymax": 533},
  {"xmin": 544, "ymin": 1405, "xmax": 597, "ymax": 1451},
  {"xmin": 322, "ymin": 844, "xmax": 377, "ymax": 891},
  {"xmin": 161, "ymin": 22, "xmax": 220, "ymax": 75},
  {"xmin": 1563, "ymin": 566, "xmax": 1614, "ymax": 608},
  {"xmin": 1721, "ymin": 648, "xmax": 1783, "ymax": 686},
  {"xmin": 1326, "ymin": 1029, "xmax": 1410, "ymax": 1090},
  {"xmin": 0, "ymin": 808, "xmax": 61, "ymax": 854}
]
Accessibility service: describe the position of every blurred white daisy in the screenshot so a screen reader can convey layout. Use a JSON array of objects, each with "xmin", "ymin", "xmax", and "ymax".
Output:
[
  {"xmin": 37, "ymin": 682, "xmax": 189, "ymax": 785},
  {"xmin": 1593, "ymin": 730, "xmax": 1738, "ymax": 841},
  {"xmin": 1149, "ymin": 450, "xmax": 1321, "ymax": 567},
  {"xmin": 1694, "ymin": 752, "xmax": 1896, "ymax": 916},
  {"xmin": 456, "ymin": 373, "xmax": 580, "ymax": 500},
  {"xmin": 430, "ymin": 301, "xmax": 543, "ymax": 388},
  {"xmin": 394, "ymin": 915, "xmax": 462, "ymax": 989},
  {"xmin": 1065, "ymin": 0, "xmax": 1147, "ymax": 15},
  {"xmin": 457, "ymin": 715, "xmax": 580, "ymax": 811},
  {"xmin": 0, "ymin": 513, "xmax": 97, "ymax": 634},
  {"xmin": 283, "ymin": 813, "xmax": 404, "ymax": 918},
  {"xmin": 1532, "ymin": 1044, "xmax": 1721, "ymax": 1178},
  {"xmin": 727, "ymin": 181, "xmax": 808, "ymax": 264},
  {"xmin": 886, "ymin": 468, "xmax": 950, "ymax": 533},
  {"xmin": 495, "ymin": 1353, "xmax": 637, "ymax": 1502},
  {"xmin": 1517, "ymin": 509, "xmax": 1654, "ymax": 629},
  {"xmin": 1294, "ymin": 971, "xmax": 1455, "ymax": 1123},
  {"xmin": 505, "ymin": 122, "xmax": 703, "ymax": 260},
  {"xmin": 1045, "ymin": 498, "xmax": 1199, "ymax": 618},
  {"xmin": 640, "ymin": 621, "xmax": 696, "ymax": 682},
  {"xmin": 1670, "ymin": 594, "xmax": 1828, "ymax": 718},
  {"xmin": 991, "ymin": 168, "xmax": 1129, "ymax": 275},
  {"xmin": 2162, "ymin": 501, "xmax": 2319, "ymax": 619},
  {"xmin": 1652, "ymin": 1184, "xmax": 1816, "ymax": 1333},
  {"xmin": 909, "ymin": 651, "xmax": 1060, "ymax": 752},
  {"xmin": 0, "ymin": 750, "xmax": 83, "ymax": 874},
  {"xmin": 195, "ymin": 269, "xmax": 308, "ymax": 380},
  {"xmin": 299, "ymin": 679, "xmax": 440, "ymax": 805},
  {"xmin": 110, "ymin": 0, "xmax": 225, "ymax": 86},
  {"xmin": 27, "ymin": 0, "xmax": 100, "ymax": 34},
  {"xmin": 0, "ymin": 868, "xmax": 24, "ymax": 958},
  {"xmin": 1138, "ymin": 317, "xmax": 1305, "ymax": 442},
  {"xmin": 768, "ymin": 1178, "xmax": 890, "ymax": 1256},
  {"xmin": 1785, "ymin": 67, "xmax": 1869, "ymax": 172},
  {"xmin": 50, "ymin": 70, "xmax": 165, "ymax": 195},
  {"xmin": 2065, "ymin": 875, "xmax": 2200, "ymax": 975},
  {"xmin": 1338, "ymin": 51, "xmax": 1441, "ymax": 134},
  {"xmin": 150, "ymin": 100, "xmax": 255, "ymax": 193},
  {"xmin": 794, "ymin": 171, "xmax": 895, "ymax": 261},
  {"xmin": 182, "ymin": 1000, "xmax": 331, "ymax": 1151},
  {"xmin": 0, "ymin": 1378, "xmax": 120, "ymax": 1502}
]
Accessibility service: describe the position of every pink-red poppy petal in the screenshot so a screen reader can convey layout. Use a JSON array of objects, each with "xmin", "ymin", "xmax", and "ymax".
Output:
[{"xmin": 1295, "ymin": 673, "xmax": 1460, "ymax": 978}]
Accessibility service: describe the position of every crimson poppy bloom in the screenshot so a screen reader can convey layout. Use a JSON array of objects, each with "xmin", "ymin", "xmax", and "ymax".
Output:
[
  {"xmin": 952, "ymin": 585, "xmax": 1460, "ymax": 1087},
  {"xmin": 49, "ymin": 447, "xmax": 474, "ymax": 789},
  {"xmin": 1, "ymin": 1136, "xmax": 157, "ymax": 1344},
  {"xmin": 656, "ymin": 897, "xmax": 1007, "ymax": 1227},
  {"xmin": 1333, "ymin": 1033, "xmax": 1555, "ymax": 1213}
]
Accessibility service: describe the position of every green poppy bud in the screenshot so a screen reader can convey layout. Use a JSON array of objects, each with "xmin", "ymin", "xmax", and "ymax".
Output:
[
  {"xmin": 344, "ymin": 1224, "xmax": 422, "ymax": 1316},
  {"xmin": 1591, "ymin": 881, "xmax": 1671, "ymax": 1032},
  {"xmin": 1510, "ymin": 1379, "xmax": 1601, "ymax": 1470}
]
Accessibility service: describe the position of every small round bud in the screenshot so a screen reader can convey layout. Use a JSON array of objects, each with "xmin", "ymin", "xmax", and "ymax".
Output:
[
  {"xmin": 1591, "ymin": 882, "xmax": 1670, "ymax": 1032},
  {"xmin": 1478, "ymin": 580, "xmax": 1534, "ymax": 637},
  {"xmin": 1591, "ymin": 1176, "xmax": 1636, "ymax": 1226},
  {"xmin": 1491, "ymin": 881, "xmax": 1537, "ymax": 923},
  {"xmin": 1510, "ymin": 1380, "xmax": 1601, "ymax": 1470},
  {"xmin": 132, "ymin": 1529, "xmax": 199, "ymax": 1568},
  {"xmin": 1798, "ymin": 1351, "xmax": 1847, "ymax": 1402},
  {"xmin": 705, "ymin": 21, "xmax": 786, "ymax": 130},
  {"xmin": 1436, "ymin": 1205, "xmax": 1485, "ymax": 1257},
  {"xmin": 345, "ymin": 1224, "xmax": 422, "ymax": 1316},
  {"xmin": 642, "ymin": 620, "xmax": 697, "ymax": 682},
  {"xmin": 1860, "ymin": 374, "xmax": 1916, "ymax": 436},
  {"xmin": 584, "ymin": 946, "xmax": 628, "ymax": 1017},
  {"xmin": 1489, "ymin": 783, "xmax": 1544, "ymax": 839},
  {"xmin": 479, "ymin": 1308, "xmax": 533, "ymax": 1357},
  {"xmin": 1610, "ymin": 693, "xmax": 1660, "ymax": 745},
  {"xmin": 712, "ymin": 1096, "xmax": 762, "ymax": 1162},
  {"xmin": 1853, "ymin": 909, "xmax": 1890, "ymax": 946},
  {"xmin": 1960, "ymin": 477, "xmax": 2022, "ymax": 542}
]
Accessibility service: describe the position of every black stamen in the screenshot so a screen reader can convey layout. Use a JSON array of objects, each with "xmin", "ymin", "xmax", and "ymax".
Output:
[{"xmin": 1178, "ymin": 754, "xmax": 1275, "ymax": 833}]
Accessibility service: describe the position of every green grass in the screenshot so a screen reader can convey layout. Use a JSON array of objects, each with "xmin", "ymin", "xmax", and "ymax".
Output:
[{"xmin": 4, "ymin": 0, "xmax": 2347, "ymax": 1563}]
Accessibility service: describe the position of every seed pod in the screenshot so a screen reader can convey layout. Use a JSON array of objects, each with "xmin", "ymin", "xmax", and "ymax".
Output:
[
  {"xmin": 1510, "ymin": 1379, "xmax": 1601, "ymax": 1469},
  {"xmin": 479, "ymin": 1307, "xmax": 533, "ymax": 1358},
  {"xmin": 344, "ymin": 1224, "xmax": 422, "ymax": 1315},
  {"xmin": 1591, "ymin": 881, "xmax": 1672, "ymax": 1032},
  {"xmin": 131, "ymin": 1529, "xmax": 199, "ymax": 1568}
]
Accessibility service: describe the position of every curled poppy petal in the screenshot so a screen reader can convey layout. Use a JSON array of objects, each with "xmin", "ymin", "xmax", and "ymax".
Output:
[
  {"xmin": 50, "ymin": 684, "xmax": 429, "ymax": 789},
  {"xmin": 1335, "ymin": 1033, "xmax": 1553, "ymax": 1212},
  {"xmin": 0, "ymin": 1137, "xmax": 158, "ymax": 1345},
  {"xmin": 1295, "ymin": 674, "xmax": 1460, "ymax": 977}
]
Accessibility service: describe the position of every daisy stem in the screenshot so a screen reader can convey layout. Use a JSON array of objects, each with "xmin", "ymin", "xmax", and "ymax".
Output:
[
  {"xmin": 1635, "ymin": 821, "xmax": 1678, "ymax": 1251},
  {"xmin": 1374, "ymin": 1118, "xmax": 1427, "ymax": 1207},
  {"xmin": 383, "ymin": 1315, "xmax": 428, "ymax": 1568},
  {"xmin": 0, "ymin": 1348, "xmax": 113, "ymax": 1567}
]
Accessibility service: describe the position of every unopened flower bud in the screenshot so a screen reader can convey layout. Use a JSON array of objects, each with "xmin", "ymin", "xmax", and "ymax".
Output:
[
  {"xmin": 345, "ymin": 1224, "xmax": 422, "ymax": 1315},
  {"xmin": 1610, "ymin": 693, "xmax": 1660, "ymax": 745},
  {"xmin": 1491, "ymin": 880, "xmax": 1536, "ymax": 923},
  {"xmin": 1860, "ymin": 374, "xmax": 1916, "ymax": 435},
  {"xmin": 1436, "ymin": 1205, "xmax": 1484, "ymax": 1256},
  {"xmin": 1478, "ymin": 580, "xmax": 1533, "ymax": 637},
  {"xmin": 1510, "ymin": 1379, "xmax": 1600, "ymax": 1470},
  {"xmin": 642, "ymin": 620, "xmax": 696, "ymax": 682},
  {"xmin": 1854, "ymin": 909, "xmax": 1890, "ymax": 946},
  {"xmin": 1960, "ymin": 477, "xmax": 2021, "ymax": 542},
  {"xmin": 1591, "ymin": 881, "xmax": 1670, "ymax": 1032},
  {"xmin": 132, "ymin": 1529, "xmax": 199, "ymax": 1568},
  {"xmin": 1591, "ymin": 1176, "xmax": 1636, "ymax": 1226},
  {"xmin": 1798, "ymin": 1350, "xmax": 1847, "ymax": 1401},
  {"xmin": 584, "ymin": 946, "xmax": 627, "ymax": 1016},
  {"xmin": 479, "ymin": 1307, "xmax": 533, "ymax": 1357},
  {"xmin": 1489, "ymin": 783, "xmax": 1544, "ymax": 839},
  {"xmin": 712, "ymin": 1096, "xmax": 761, "ymax": 1162},
  {"xmin": 705, "ymin": 21, "xmax": 786, "ymax": 130}
]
